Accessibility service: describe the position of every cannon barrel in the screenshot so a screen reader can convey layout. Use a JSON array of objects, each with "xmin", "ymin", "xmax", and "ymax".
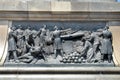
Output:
[{"xmin": 61, "ymin": 31, "xmax": 84, "ymax": 40}]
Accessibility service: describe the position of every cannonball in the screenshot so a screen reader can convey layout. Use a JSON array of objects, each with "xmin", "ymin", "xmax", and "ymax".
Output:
[
  {"xmin": 62, "ymin": 57, "xmax": 65, "ymax": 59},
  {"xmin": 70, "ymin": 54, "xmax": 73, "ymax": 56},
  {"xmin": 71, "ymin": 56, "xmax": 75, "ymax": 59},
  {"xmin": 81, "ymin": 57, "xmax": 84, "ymax": 60},
  {"xmin": 64, "ymin": 56, "xmax": 68, "ymax": 59},
  {"xmin": 63, "ymin": 59, "xmax": 67, "ymax": 63},
  {"xmin": 78, "ymin": 59, "xmax": 82, "ymax": 63},
  {"xmin": 82, "ymin": 59, "xmax": 86, "ymax": 63},
  {"xmin": 68, "ymin": 56, "xmax": 71, "ymax": 60},
  {"xmin": 72, "ymin": 52, "xmax": 76, "ymax": 55},
  {"xmin": 76, "ymin": 53, "xmax": 79, "ymax": 57},
  {"xmin": 70, "ymin": 60, "xmax": 74, "ymax": 63},
  {"xmin": 67, "ymin": 60, "xmax": 71, "ymax": 63},
  {"xmin": 74, "ymin": 59, "xmax": 78, "ymax": 63},
  {"xmin": 75, "ymin": 56, "xmax": 79, "ymax": 59}
]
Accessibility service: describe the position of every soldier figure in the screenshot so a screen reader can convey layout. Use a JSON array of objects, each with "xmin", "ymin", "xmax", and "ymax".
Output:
[
  {"xmin": 7, "ymin": 27, "xmax": 19, "ymax": 63},
  {"xmin": 34, "ymin": 25, "xmax": 47, "ymax": 47},
  {"xmin": 15, "ymin": 25, "xmax": 26, "ymax": 56},
  {"xmin": 38, "ymin": 25, "xmax": 47, "ymax": 46},
  {"xmin": 16, "ymin": 25, "xmax": 23, "ymax": 36},
  {"xmin": 100, "ymin": 26, "xmax": 113, "ymax": 63},
  {"xmin": 53, "ymin": 26, "xmax": 64, "ymax": 59},
  {"xmin": 24, "ymin": 26, "xmax": 31, "ymax": 40}
]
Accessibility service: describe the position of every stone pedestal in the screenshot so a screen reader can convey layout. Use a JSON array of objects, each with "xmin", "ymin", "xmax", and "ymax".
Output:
[
  {"xmin": 0, "ymin": 21, "xmax": 8, "ymax": 65},
  {"xmin": 110, "ymin": 26, "xmax": 120, "ymax": 66}
]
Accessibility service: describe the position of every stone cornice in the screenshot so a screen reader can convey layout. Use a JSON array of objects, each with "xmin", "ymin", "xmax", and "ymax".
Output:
[
  {"xmin": 0, "ymin": 1, "xmax": 119, "ymax": 20},
  {"xmin": 0, "ymin": 1, "xmax": 119, "ymax": 12},
  {"xmin": 0, "ymin": 11, "xmax": 119, "ymax": 21}
]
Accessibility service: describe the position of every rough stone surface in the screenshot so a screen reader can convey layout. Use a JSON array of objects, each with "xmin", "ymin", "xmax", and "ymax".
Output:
[
  {"xmin": 2, "ymin": 0, "xmax": 27, "ymax": 11},
  {"xmin": 51, "ymin": 1, "xmax": 71, "ymax": 11},
  {"xmin": 89, "ymin": 2, "xmax": 120, "ymax": 12},
  {"xmin": 71, "ymin": 2, "xmax": 89, "ymax": 11},
  {"xmin": 0, "ymin": 1, "xmax": 119, "ymax": 12},
  {"xmin": 28, "ymin": 0, "xmax": 51, "ymax": 11}
]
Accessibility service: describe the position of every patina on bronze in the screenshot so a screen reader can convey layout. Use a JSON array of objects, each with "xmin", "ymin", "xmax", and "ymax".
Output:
[{"xmin": 6, "ymin": 24, "xmax": 113, "ymax": 66}]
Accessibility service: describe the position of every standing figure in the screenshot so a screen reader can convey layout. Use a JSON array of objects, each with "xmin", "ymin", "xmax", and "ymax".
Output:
[
  {"xmin": 16, "ymin": 25, "xmax": 27, "ymax": 56},
  {"xmin": 24, "ymin": 26, "xmax": 31, "ymax": 41},
  {"xmin": 52, "ymin": 26, "xmax": 64, "ymax": 59},
  {"xmin": 40, "ymin": 25, "xmax": 47, "ymax": 47},
  {"xmin": 31, "ymin": 29, "xmax": 38, "ymax": 46},
  {"xmin": 44, "ymin": 30, "xmax": 54, "ymax": 55},
  {"xmin": 37, "ymin": 25, "xmax": 47, "ymax": 46},
  {"xmin": 7, "ymin": 27, "xmax": 19, "ymax": 63},
  {"xmin": 16, "ymin": 25, "xmax": 23, "ymax": 36},
  {"xmin": 16, "ymin": 35, "xmax": 26, "ymax": 56},
  {"xmin": 100, "ymin": 26, "xmax": 113, "ymax": 63}
]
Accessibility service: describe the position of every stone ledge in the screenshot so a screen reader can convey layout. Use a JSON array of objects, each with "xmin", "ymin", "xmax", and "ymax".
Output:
[
  {"xmin": 0, "ymin": 11, "xmax": 119, "ymax": 21},
  {"xmin": 0, "ymin": 67, "xmax": 120, "ymax": 80},
  {"xmin": 0, "ymin": 74, "xmax": 119, "ymax": 80},
  {"xmin": 0, "ymin": 67, "xmax": 120, "ymax": 74}
]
